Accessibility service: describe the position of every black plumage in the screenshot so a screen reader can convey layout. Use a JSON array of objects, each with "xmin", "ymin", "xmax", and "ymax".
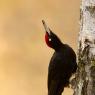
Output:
[{"xmin": 42, "ymin": 20, "xmax": 77, "ymax": 95}]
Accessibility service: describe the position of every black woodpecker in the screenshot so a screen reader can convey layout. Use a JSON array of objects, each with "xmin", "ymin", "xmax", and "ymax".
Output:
[{"xmin": 42, "ymin": 20, "xmax": 77, "ymax": 95}]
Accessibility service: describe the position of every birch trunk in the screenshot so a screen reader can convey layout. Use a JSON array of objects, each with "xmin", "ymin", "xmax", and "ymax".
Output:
[{"xmin": 73, "ymin": 0, "xmax": 95, "ymax": 95}]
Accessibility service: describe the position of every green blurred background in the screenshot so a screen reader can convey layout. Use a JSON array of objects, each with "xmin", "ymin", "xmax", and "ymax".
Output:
[{"xmin": 0, "ymin": 0, "xmax": 79, "ymax": 95}]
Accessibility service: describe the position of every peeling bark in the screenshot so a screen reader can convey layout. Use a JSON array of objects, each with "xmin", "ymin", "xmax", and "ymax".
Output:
[{"xmin": 73, "ymin": 0, "xmax": 95, "ymax": 95}]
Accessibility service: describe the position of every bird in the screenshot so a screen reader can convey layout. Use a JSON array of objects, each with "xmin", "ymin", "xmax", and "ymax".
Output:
[{"xmin": 42, "ymin": 20, "xmax": 77, "ymax": 95}]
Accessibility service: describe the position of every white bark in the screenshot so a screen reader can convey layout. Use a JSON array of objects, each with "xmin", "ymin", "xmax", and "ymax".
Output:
[{"xmin": 73, "ymin": 0, "xmax": 95, "ymax": 95}]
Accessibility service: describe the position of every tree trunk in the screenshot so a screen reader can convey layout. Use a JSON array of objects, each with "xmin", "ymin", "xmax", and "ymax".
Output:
[{"xmin": 73, "ymin": 0, "xmax": 95, "ymax": 95}]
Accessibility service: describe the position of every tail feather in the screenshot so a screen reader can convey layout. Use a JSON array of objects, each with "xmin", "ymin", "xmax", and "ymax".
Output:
[{"xmin": 48, "ymin": 80, "xmax": 64, "ymax": 95}]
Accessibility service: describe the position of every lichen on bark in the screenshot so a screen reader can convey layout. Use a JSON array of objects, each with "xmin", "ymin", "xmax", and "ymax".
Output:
[{"xmin": 73, "ymin": 0, "xmax": 95, "ymax": 95}]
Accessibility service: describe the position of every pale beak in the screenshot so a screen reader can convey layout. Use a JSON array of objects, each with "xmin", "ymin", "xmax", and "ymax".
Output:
[{"xmin": 42, "ymin": 20, "xmax": 51, "ymax": 35}]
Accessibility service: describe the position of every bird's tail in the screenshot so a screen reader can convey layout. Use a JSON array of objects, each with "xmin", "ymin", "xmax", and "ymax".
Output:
[{"xmin": 48, "ymin": 80, "xmax": 64, "ymax": 95}]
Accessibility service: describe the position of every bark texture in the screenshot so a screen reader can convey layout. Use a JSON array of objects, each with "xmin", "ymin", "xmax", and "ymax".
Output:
[{"xmin": 73, "ymin": 0, "xmax": 95, "ymax": 95}]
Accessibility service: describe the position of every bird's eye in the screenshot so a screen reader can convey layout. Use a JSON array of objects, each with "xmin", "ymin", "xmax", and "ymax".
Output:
[{"xmin": 49, "ymin": 38, "xmax": 51, "ymax": 41}]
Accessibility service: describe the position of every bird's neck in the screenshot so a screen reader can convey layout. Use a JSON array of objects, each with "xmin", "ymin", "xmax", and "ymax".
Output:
[{"xmin": 53, "ymin": 41, "xmax": 63, "ymax": 51}]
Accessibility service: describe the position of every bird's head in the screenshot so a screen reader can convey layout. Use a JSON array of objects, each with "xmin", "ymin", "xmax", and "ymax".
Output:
[{"xmin": 42, "ymin": 20, "xmax": 62, "ymax": 50}]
